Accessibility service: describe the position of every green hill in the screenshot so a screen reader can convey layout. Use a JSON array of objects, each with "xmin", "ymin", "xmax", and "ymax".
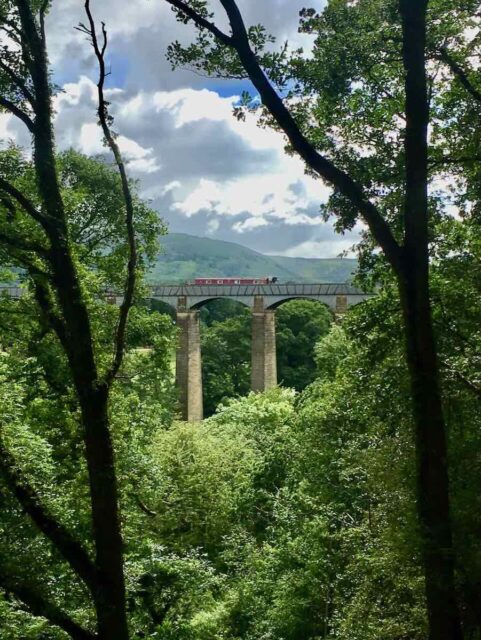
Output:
[
  {"xmin": 149, "ymin": 233, "xmax": 356, "ymax": 283},
  {"xmin": 269, "ymin": 254, "xmax": 357, "ymax": 283}
]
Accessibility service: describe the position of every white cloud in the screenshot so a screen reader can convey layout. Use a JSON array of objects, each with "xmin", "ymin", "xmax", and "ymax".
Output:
[
  {"xmin": 55, "ymin": 76, "xmax": 97, "ymax": 107},
  {"xmin": 2, "ymin": 1, "xmax": 362, "ymax": 258},
  {"xmin": 173, "ymin": 179, "xmax": 222, "ymax": 217},
  {"xmin": 56, "ymin": 78, "xmax": 328, "ymax": 229},
  {"xmin": 233, "ymin": 217, "xmax": 269, "ymax": 233},
  {"xmin": 171, "ymin": 157, "xmax": 329, "ymax": 228},
  {"xmin": 78, "ymin": 121, "xmax": 156, "ymax": 164},
  {"xmin": 117, "ymin": 136, "xmax": 155, "ymax": 160},
  {"xmin": 207, "ymin": 218, "xmax": 220, "ymax": 234},
  {"xmin": 2, "ymin": 68, "xmax": 347, "ymax": 256},
  {"xmin": 78, "ymin": 123, "xmax": 104, "ymax": 156},
  {"xmin": 127, "ymin": 156, "xmax": 161, "ymax": 173},
  {"xmin": 45, "ymin": 0, "xmax": 318, "ymax": 84},
  {"xmin": 159, "ymin": 88, "xmax": 331, "ymax": 227},
  {"xmin": 141, "ymin": 181, "xmax": 182, "ymax": 201},
  {"xmin": 153, "ymin": 89, "xmax": 237, "ymax": 127}
]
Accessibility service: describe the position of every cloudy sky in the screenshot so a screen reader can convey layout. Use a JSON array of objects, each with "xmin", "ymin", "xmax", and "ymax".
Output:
[{"xmin": 2, "ymin": 0, "xmax": 361, "ymax": 258}]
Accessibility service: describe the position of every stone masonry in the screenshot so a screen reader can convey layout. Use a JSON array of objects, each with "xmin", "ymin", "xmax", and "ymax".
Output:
[
  {"xmin": 175, "ymin": 311, "xmax": 203, "ymax": 423},
  {"xmin": 251, "ymin": 296, "xmax": 278, "ymax": 392}
]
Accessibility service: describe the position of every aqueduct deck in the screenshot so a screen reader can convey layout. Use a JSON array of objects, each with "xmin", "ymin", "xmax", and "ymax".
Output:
[{"xmin": 150, "ymin": 282, "xmax": 369, "ymax": 312}]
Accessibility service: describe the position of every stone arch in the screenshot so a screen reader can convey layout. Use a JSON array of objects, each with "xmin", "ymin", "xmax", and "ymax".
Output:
[
  {"xmin": 146, "ymin": 297, "xmax": 177, "ymax": 319},
  {"xmin": 265, "ymin": 295, "xmax": 337, "ymax": 314},
  {"xmin": 189, "ymin": 296, "xmax": 251, "ymax": 310}
]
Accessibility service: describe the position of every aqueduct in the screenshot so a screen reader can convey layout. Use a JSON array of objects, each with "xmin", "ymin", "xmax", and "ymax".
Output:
[
  {"xmin": 0, "ymin": 282, "xmax": 373, "ymax": 422},
  {"xmin": 149, "ymin": 282, "xmax": 372, "ymax": 422}
]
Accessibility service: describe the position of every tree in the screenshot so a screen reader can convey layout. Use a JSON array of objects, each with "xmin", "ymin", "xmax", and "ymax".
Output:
[
  {"xmin": 201, "ymin": 308, "xmax": 251, "ymax": 417},
  {"xmin": 200, "ymin": 299, "xmax": 332, "ymax": 416},
  {"xmin": 0, "ymin": 291, "xmax": 178, "ymax": 639},
  {"xmin": 276, "ymin": 299, "xmax": 332, "ymax": 390},
  {"xmin": 161, "ymin": 1, "xmax": 479, "ymax": 636},
  {"xmin": 0, "ymin": 1, "xmax": 161, "ymax": 637}
]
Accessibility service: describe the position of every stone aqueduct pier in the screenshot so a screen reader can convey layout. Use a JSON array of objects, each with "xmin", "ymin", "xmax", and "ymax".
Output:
[{"xmin": 149, "ymin": 283, "xmax": 372, "ymax": 422}]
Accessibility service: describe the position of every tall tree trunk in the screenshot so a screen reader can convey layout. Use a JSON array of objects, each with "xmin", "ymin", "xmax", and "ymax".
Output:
[
  {"xmin": 399, "ymin": 2, "xmax": 462, "ymax": 637},
  {"xmin": 81, "ymin": 386, "xmax": 129, "ymax": 640},
  {"xmin": 399, "ymin": 269, "xmax": 462, "ymax": 640},
  {"xmin": 14, "ymin": 2, "xmax": 130, "ymax": 636}
]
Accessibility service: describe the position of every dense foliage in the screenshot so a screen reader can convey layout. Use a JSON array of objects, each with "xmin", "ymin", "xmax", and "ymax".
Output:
[
  {"xmin": 200, "ymin": 298, "xmax": 332, "ymax": 415},
  {"xmin": 3, "ymin": 230, "xmax": 481, "ymax": 638},
  {"xmin": 2, "ymin": 0, "xmax": 481, "ymax": 639}
]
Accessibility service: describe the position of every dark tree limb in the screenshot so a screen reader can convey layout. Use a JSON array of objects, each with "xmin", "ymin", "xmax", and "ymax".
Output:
[
  {"xmin": 437, "ymin": 46, "xmax": 481, "ymax": 105},
  {"xmin": 0, "ymin": 94, "xmax": 35, "ymax": 132},
  {"xmin": 8, "ymin": 3, "xmax": 130, "ymax": 638},
  {"xmin": 398, "ymin": 2, "xmax": 462, "ymax": 639},
  {"xmin": 32, "ymin": 277, "xmax": 70, "ymax": 349},
  {"xmin": 82, "ymin": 0, "xmax": 138, "ymax": 385},
  {"xmin": 0, "ymin": 564, "xmax": 97, "ymax": 640},
  {"xmin": 163, "ymin": 0, "xmax": 403, "ymax": 272},
  {"xmin": 0, "ymin": 438, "xmax": 98, "ymax": 595},
  {"xmin": 400, "ymin": 0, "xmax": 429, "ymax": 251},
  {"xmin": 163, "ymin": 2, "xmax": 463, "ymax": 639},
  {"xmin": 1, "ymin": 246, "xmax": 50, "ymax": 278},
  {"xmin": 0, "ymin": 177, "xmax": 49, "ymax": 229},
  {"xmin": 0, "ymin": 192, "xmax": 16, "ymax": 221},
  {"xmin": 0, "ymin": 229, "xmax": 47, "ymax": 255},
  {"xmin": 166, "ymin": 0, "xmax": 233, "ymax": 46},
  {"xmin": 0, "ymin": 18, "xmax": 24, "ymax": 46},
  {"xmin": 0, "ymin": 59, "xmax": 36, "ymax": 106},
  {"xmin": 39, "ymin": 0, "xmax": 49, "ymax": 44},
  {"xmin": 19, "ymin": 261, "xmax": 50, "ymax": 279},
  {"xmin": 134, "ymin": 494, "xmax": 158, "ymax": 517}
]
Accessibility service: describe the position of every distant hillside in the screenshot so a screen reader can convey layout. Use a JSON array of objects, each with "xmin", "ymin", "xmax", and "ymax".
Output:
[
  {"xmin": 269, "ymin": 254, "xmax": 357, "ymax": 283},
  {"xmin": 149, "ymin": 233, "xmax": 356, "ymax": 283}
]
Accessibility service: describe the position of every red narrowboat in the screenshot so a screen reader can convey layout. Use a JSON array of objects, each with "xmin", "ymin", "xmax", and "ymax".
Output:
[{"xmin": 193, "ymin": 277, "xmax": 278, "ymax": 285}]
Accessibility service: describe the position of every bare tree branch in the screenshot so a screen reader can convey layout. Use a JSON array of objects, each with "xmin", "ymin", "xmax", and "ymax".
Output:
[
  {"xmin": 0, "ymin": 437, "xmax": 98, "ymax": 596},
  {"xmin": 0, "ymin": 562, "xmax": 97, "ymax": 640},
  {"xmin": 0, "ymin": 94, "xmax": 35, "ymax": 131},
  {"xmin": 82, "ymin": 0, "xmax": 138, "ymax": 385},
  {"xmin": 163, "ymin": 0, "xmax": 403, "ymax": 272}
]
